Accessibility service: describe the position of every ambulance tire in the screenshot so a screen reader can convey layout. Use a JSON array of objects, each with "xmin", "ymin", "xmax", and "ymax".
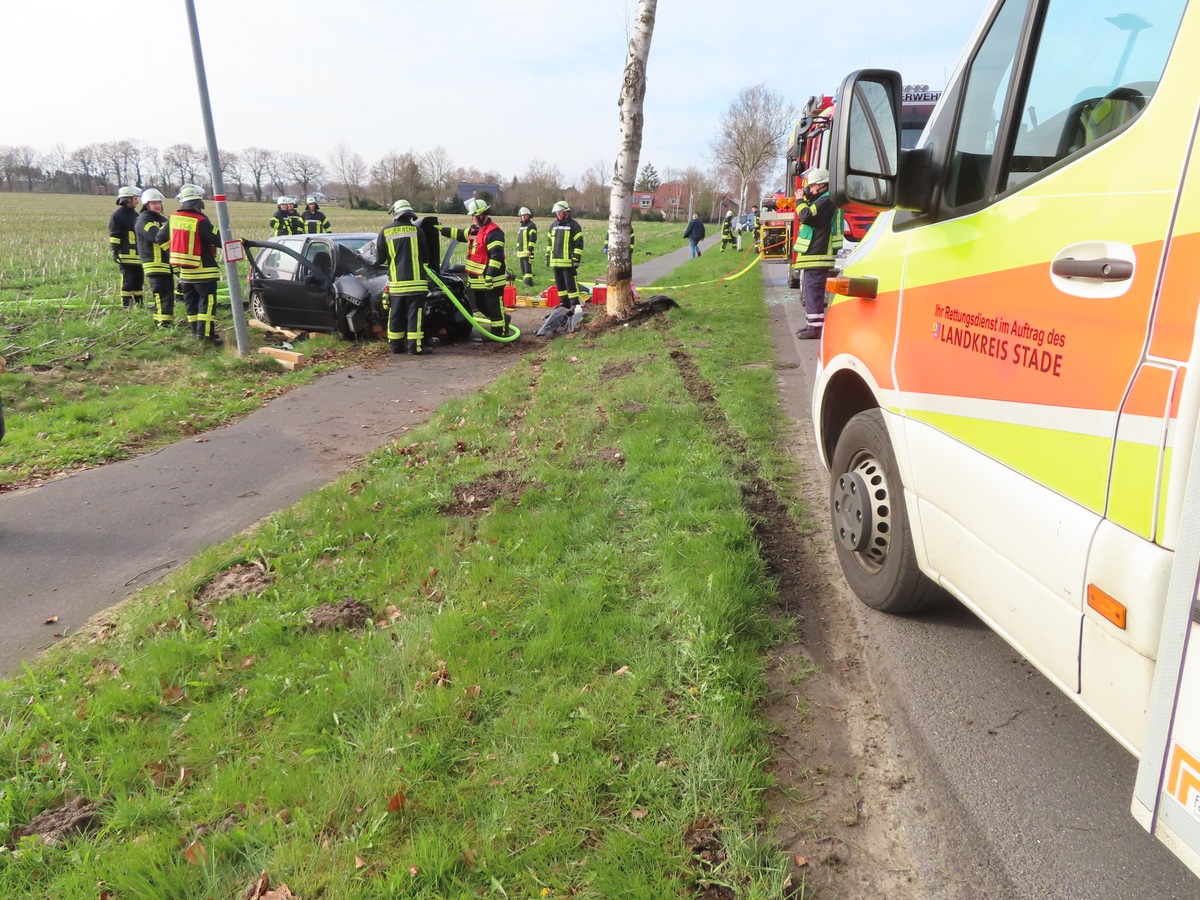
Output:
[{"xmin": 829, "ymin": 409, "xmax": 941, "ymax": 614}]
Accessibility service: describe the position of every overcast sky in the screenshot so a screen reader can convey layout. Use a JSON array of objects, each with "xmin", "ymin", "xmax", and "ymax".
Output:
[{"xmin": 10, "ymin": 1, "xmax": 982, "ymax": 187}]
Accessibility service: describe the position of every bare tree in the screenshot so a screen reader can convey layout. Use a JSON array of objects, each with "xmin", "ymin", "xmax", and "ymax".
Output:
[
  {"xmin": 371, "ymin": 151, "xmax": 424, "ymax": 207},
  {"xmin": 281, "ymin": 152, "xmax": 325, "ymax": 197},
  {"xmin": 162, "ymin": 143, "xmax": 204, "ymax": 190},
  {"xmin": 581, "ymin": 158, "xmax": 610, "ymax": 218},
  {"xmin": 242, "ymin": 146, "xmax": 276, "ymax": 201},
  {"xmin": 419, "ymin": 146, "xmax": 455, "ymax": 205},
  {"xmin": 606, "ymin": 0, "xmax": 657, "ymax": 318},
  {"xmin": 45, "ymin": 143, "xmax": 72, "ymax": 191},
  {"xmin": 98, "ymin": 139, "xmax": 141, "ymax": 187},
  {"xmin": 329, "ymin": 142, "xmax": 367, "ymax": 208},
  {"xmin": 220, "ymin": 149, "xmax": 246, "ymax": 200},
  {"xmin": 0, "ymin": 147, "xmax": 19, "ymax": 191},
  {"xmin": 130, "ymin": 141, "xmax": 155, "ymax": 188},
  {"xmin": 711, "ymin": 84, "xmax": 797, "ymax": 213},
  {"xmin": 70, "ymin": 144, "xmax": 101, "ymax": 193},
  {"xmin": 519, "ymin": 158, "xmax": 564, "ymax": 215},
  {"xmin": 15, "ymin": 145, "xmax": 42, "ymax": 191}
]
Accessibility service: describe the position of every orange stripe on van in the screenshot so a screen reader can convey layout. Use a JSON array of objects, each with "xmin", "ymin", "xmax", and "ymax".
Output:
[
  {"xmin": 824, "ymin": 289, "xmax": 900, "ymax": 392},
  {"xmin": 1151, "ymin": 230, "xmax": 1200, "ymax": 362},
  {"xmin": 894, "ymin": 241, "xmax": 1165, "ymax": 411}
]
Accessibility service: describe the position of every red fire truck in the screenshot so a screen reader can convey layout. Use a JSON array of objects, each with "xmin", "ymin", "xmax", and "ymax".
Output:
[{"xmin": 778, "ymin": 86, "xmax": 942, "ymax": 287}]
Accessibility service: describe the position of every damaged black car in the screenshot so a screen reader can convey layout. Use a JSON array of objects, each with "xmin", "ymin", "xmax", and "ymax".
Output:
[{"xmin": 242, "ymin": 218, "xmax": 474, "ymax": 343}]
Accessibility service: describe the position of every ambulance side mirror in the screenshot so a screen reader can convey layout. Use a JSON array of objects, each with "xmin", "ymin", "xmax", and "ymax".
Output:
[{"xmin": 830, "ymin": 69, "xmax": 902, "ymax": 211}]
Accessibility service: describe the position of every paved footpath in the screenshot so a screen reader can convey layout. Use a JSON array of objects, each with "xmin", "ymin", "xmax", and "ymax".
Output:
[{"xmin": 0, "ymin": 240, "xmax": 716, "ymax": 674}]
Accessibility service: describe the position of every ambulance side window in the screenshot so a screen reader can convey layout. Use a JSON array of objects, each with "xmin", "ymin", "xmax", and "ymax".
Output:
[
  {"xmin": 1003, "ymin": 0, "xmax": 1185, "ymax": 192},
  {"xmin": 943, "ymin": 0, "xmax": 1185, "ymax": 211},
  {"xmin": 943, "ymin": 0, "xmax": 1026, "ymax": 209}
]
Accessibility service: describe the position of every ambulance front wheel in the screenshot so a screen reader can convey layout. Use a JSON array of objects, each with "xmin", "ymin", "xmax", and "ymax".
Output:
[{"xmin": 829, "ymin": 409, "xmax": 941, "ymax": 614}]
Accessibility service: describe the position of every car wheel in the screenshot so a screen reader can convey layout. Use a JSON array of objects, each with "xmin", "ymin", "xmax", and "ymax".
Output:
[
  {"xmin": 829, "ymin": 409, "xmax": 941, "ymax": 613},
  {"xmin": 249, "ymin": 292, "xmax": 271, "ymax": 326}
]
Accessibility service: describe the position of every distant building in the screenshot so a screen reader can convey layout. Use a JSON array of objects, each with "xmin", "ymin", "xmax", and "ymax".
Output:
[{"xmin": 455, "ymin": 182, "xmax": 502, "ymax": 209}]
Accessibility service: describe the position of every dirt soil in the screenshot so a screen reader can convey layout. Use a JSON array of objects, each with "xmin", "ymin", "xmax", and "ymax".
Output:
[{"xmin": 666, "ymin": 333, "xmax": 934, "ymax": 898}]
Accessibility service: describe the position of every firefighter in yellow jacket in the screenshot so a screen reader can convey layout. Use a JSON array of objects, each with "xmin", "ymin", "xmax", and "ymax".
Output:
[
  {"xmin": 169, "ymin": 185, "xmax": 224, "ymax": 345},
  {"xmin": 108, "ymin": 185, "xmax": 144, "ymax": 308},
  {"xmin": 135, "ymin": 189, "xmax": 174, "ymax": 327},
  {"xmin": 439, "ymin": 198, "xmax": 508, "ymax": 338},
  {"xmin": 545, "ymin": 199, "xmax": 584, "ymax": 310},
  {"xmin": 376, "ymin": 199, "xmax": 430, "ymax": 355},
  {"xmin": 515, "ymin": 207, "xmax": 538, "ymax": 289},
  {"xmin": 792, "ymin": 167, "xmax": 842, "ymax": 340}
]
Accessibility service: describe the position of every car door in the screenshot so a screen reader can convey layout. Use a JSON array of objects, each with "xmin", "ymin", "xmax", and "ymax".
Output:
[{"xmin": 889, "ymin": 0, "xmax": 1187, "ymax": 689}]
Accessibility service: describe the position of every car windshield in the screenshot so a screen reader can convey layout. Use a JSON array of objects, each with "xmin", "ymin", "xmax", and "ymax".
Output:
[{"xmin": 336, "ymin": 235, "xmax": 377, "ymax": 260}]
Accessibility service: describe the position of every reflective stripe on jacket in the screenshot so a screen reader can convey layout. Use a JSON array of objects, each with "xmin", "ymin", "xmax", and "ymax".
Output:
[
  {"xmin": 136, "ymin": 208, "xmax": 172, "ymax": 274},
  {"xmin": 108, "ymin": 204, "xmax": 139, "ymax": 264},
  {"xmin": 270, "ymin": 209, "xmax": 305, "ymax": 236},
  {"xmin": 516, "ymin": 221, "xmax": 538, "ymax": 257},
  {"xmin": 169, "ymin": 210, "xmax": 221, "ymax": 280},
  {"xmin": 444, "ymin": 221, "xmax": 506, "ymax": 289},
  {"xmin": 792, "ymin": 191, "xmax": 840, "ymax": 269},
  {"xmin": 377, "ymin": 219, "xmax": 426, "ymax": 295},
  {"xmin": 302, "ymin": 209, "xmax": 331, "ymax": 234},
  {"xmin": 546, "ymin": 216, "xmax": 583, "ymax": 268}
]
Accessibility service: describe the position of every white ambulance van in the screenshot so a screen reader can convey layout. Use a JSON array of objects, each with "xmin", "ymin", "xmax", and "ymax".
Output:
[{"xmin": 814, "ymin": 0, "xmax": 1200, "ymax": 876}]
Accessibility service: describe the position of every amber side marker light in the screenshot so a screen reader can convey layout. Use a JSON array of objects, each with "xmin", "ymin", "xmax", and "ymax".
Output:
[
  {"xmin": 827, "ymin": 275, "xmax": 878, "ymax": 299},
  {"xmin": 1087, "ymin": 584, "xmax": 1128, "ymax": 630}
]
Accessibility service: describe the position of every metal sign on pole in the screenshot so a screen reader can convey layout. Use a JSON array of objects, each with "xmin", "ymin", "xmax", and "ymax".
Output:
[{"xmin": 182, "ymin": 0, "xmax": 250, "ymax": 356}]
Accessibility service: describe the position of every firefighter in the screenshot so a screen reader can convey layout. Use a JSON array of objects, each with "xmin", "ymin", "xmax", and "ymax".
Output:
[
  {"xmin": 545, "ymin": 199, "xmax": 584, "ymax": 311},
  {"xmin": 169, "ymin": 185, "xmax": 224, "ymax": 345},
  {"xmin": 302, "ymin": 195, "xmax": 332, "ymax": 234},
  {"xmin": 515, "ymin": 206, "xmax": 538, "ymax": 289},
  {"xmin": 108, "ymin": 185, "xmax": 144, "ymax": 308},
  {"xmin": 439, "ymin": 198, "xmax": 508, "ymax": 338},
  {"xmin": 376, "ymin": 199, "xmax": 430, "ymax": 355},
  {"xmin": 269, "ymin": 196, "xmax": 305, "ymax": 236},
  {"xmin": 720, "ymin": 210, "xmax": 735, "ymax": 251},
  {"xmin": 792, "ymin": 167, "xmax": 842, "ymax": 340},
  {"xmin": 135, "ymin": 188, "xmax": 175, "ymax": 328}
]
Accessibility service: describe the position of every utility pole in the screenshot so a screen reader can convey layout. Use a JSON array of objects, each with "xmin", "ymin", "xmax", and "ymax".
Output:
[{"xmin": 182, "ymin": 0, "xmax": 250, "ymax": 356}]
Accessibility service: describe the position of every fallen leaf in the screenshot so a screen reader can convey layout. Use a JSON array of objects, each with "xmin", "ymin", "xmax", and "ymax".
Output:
[
  {"xmin": 612, "ymin": 665, "xmax": 631, "ymax": 676},
  {"xmin": 160, "ymin": 685, "xmax": 186, "ymax": 706},
  {"xmin": 182, "ymin": 839, "xmax": 207, "ymax": 866},
  {"xmin": 795, "ymin": 854, "xmax": 808, "ymax": 867},
  {"xmin": 631, "ymin": 808, "xmax": 648, "ymax": 820},
  {"xmin": 355, "ymin": 856, "xmax": 367, "ymax": 869},
  {"xmin": 387, "ymin": 792, "xmax": 406, "ymax": 813},
  {"xmin": 409, "ymin": 865, "xmax": 420, "ymax": 877},
  {"xmin": 44, "ymin": 615, "xmax": 59, "ymax": 625}
]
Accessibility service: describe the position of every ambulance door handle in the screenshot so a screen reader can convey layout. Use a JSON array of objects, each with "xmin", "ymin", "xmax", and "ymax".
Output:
[{"xmin": 1050, "ymin": 257, "xmax": 1133, "ymax": 281}]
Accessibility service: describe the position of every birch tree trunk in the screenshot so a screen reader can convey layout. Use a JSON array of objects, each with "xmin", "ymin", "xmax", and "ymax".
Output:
[{"xmin": 605, "ymin": 0, "xmax": 657, "ymax": 318}]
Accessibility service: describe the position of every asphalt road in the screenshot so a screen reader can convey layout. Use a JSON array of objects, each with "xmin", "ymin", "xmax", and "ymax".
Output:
[
  {"xmin": 765, "ymin": 261, "xmax": 1197, "ymax": 899},
  {"xmin": 0, "ymin": 337, "xmax": 526, "ymax": 674}
]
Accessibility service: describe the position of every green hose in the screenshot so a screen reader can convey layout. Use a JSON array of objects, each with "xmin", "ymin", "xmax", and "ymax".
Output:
[{"xmin": 424, "ymin": 266, "xmax": 521, "ymax": 343}]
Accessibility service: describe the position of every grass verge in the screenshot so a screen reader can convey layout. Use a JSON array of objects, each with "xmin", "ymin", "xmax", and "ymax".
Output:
[{"xmin": 0, "ymin": 247, "xmax": 814, "ymax": 898}]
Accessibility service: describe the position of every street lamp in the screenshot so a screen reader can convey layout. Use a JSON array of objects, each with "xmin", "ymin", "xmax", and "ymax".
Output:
[
  {"xmin": 1106, "ymin": 13, "xmax": 1152, "ymax": 90},
  {"xmin": 182, "ymin": 0, "xmax": 250, "ymax": 356}
]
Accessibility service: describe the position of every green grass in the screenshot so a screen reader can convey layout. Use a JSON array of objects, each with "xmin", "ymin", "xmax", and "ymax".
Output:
[
  {"xmin": 0, "ymin": 194, "xmax": 692, "ymax": 488},
  {"xmin": 0, "ymin": 248, "xmax": 815, "ymax": 898}
]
